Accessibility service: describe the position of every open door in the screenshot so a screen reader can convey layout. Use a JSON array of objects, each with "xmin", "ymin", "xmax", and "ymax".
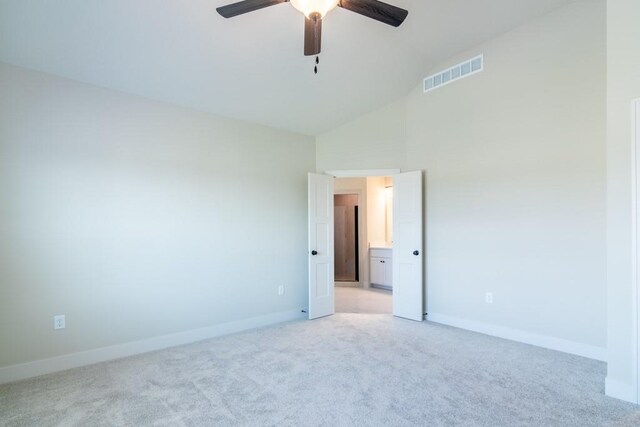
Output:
[
  {"xmin": 392, "ymin": 171, "xmax": 424, "ymax": 321},
  {"xmin": 308, "ymin": 173, "xmax": 335, "ymax": 319}
]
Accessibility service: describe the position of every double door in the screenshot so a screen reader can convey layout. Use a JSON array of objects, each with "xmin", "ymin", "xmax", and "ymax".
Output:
[{"xmin": 308, "ymin": 171, "xmax": 424, "ymax": 322}]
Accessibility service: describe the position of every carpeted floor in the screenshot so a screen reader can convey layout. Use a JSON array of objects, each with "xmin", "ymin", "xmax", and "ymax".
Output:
[{"xmin": 1, "ymin": 314, "xmax": 640, "ymax": 426}]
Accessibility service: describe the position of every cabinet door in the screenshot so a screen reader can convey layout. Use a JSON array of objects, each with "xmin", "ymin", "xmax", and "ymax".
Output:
[
  {"xmin": 370, "ymin": 257, "xmax": 386, "ymax": 285},
  {"xmin": 384, "ymin": 259, "xmax": 393, "ymax": 287}
]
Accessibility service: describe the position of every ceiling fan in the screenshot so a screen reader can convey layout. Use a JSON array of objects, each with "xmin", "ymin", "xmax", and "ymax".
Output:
[{"xmin": 216, "ymin": 0, "xmax": 408, "ymax": 69}]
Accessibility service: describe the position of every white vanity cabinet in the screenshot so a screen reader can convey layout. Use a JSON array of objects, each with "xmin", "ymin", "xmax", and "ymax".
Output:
[{"xmin": 370, "ymin": 248, "xmax": 392, "ymax": 290}]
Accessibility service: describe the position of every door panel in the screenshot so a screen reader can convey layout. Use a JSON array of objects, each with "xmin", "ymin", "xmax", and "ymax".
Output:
[
  {"xmin": 370, "ymin": 257, "xmax": 385, "ymax": 285},
  {"xmin": 392, "ymin": 171, "xmax": 424, "ymax": 321},
  {"xmin": 308, "ymin": 173, "xmax": 334, "ymax": 319}
]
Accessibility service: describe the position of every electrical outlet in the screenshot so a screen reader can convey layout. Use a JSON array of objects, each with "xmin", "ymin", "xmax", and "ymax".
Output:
[
  {"xmin": 278, "ymin": 285, "xmax": 285, "ymax": 296},
  {"xmin": 54, "ymin": 315, "xmax": 66, "ymax": 330},
  {"xmin": 485, "ymin": 293, "xmax": 493, "ymax": 304}
]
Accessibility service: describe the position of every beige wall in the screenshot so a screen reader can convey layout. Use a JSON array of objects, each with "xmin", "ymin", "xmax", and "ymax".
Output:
[
  {"xmin": 606, "ymin": 0, "xmax": 640, "ymax": 403},
  {"xmin": 317, "ymin": 1, "xmax": 607, "ymax": 357},
  {"xmin": 0, "ymin": 63, "xmax": 315, "ymax": 370},
  {"xmin": 334, "ymin": 178, "xmax": 367, "ymax": 194},
  {"xmin": 366, "ymin": 177, "xmax": 386, "ymax": 248}
]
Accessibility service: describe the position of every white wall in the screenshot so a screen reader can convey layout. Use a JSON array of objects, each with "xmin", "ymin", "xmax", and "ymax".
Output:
[
  {"xmin": 317, "ymin": 1, "xmax": 607, "ymax": 359},
  {"xmin": 317, "ymin": 98, "xmax": 407, "ymax": 172},
  {"xmin": 0, "ymin": 63, "xmax": 315, "ymax": 372},
  {"xmin": 606, "ymin": 0, "xmax": 640, "ymax": 403}
]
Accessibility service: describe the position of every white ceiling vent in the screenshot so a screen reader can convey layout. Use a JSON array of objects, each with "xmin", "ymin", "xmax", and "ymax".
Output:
[{"xmin": 424, "ymin": 54, "xmax": 484, "ymax": 93}]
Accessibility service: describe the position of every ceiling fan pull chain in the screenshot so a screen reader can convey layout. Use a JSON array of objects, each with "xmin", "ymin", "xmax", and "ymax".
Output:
[{"xmin": 314, "ymin": 55, "xmax": 319, "ymax": 74}]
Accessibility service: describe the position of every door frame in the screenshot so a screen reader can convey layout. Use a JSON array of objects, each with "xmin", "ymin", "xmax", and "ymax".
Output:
[
  {"xmin": 334, "ymin": 189, "xmax": 365, "ymax": 288},
  {"xmin": 327, "ymin": 169, "xmax": 401, "ymax": 178},
  {"xmin": 633, "ymin": 98, "xmax": 640, "ymax": 403}
]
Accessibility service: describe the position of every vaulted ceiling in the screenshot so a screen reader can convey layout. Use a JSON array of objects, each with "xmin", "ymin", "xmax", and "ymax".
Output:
[{"xmin": 0, "ymin": 0, "xmax": 576, "ymax": 135}]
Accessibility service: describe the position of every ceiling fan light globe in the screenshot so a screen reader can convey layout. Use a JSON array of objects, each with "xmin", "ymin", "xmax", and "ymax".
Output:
[{"xmin": 290, "ymin": 0, "xmax": 339, "ymax": 18}]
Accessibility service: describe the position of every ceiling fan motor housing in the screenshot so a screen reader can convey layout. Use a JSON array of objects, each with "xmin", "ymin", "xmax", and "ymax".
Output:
[{"xmin": 290, "ymin": 0, "xmax": 339, "ymax": 18}]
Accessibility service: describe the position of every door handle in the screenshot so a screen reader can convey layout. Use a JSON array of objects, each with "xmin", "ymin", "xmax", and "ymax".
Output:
[
  {"xmin": 311, "ymin": 250, "xmax": 318, "ymax": 256},
  {"xmin": 413, "ymin": 250, "xmax": 420, "ymax": 256}
]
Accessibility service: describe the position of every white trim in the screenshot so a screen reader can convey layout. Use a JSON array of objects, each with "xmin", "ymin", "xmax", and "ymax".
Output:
[
  {"xmin": 325, "ymin": 169, "xmax": 401, "ymax": 178},
  {"xmin": 605, "ymin": 100, "xmax": 640, "ymax": 404},
  {"xmin": 427, "ymin": 313, "xmax": 607, "ymax": 361},
  {"xmin": 634, "ymin": 98, "xmax": 640, "ymax": 403},
  {"xmin": 0, "ymin": 309, "xmax": 305, "ymax": 385},
  {"xmin": 606, "ymin": 377, "xmax": 638, "ymax": 404}
]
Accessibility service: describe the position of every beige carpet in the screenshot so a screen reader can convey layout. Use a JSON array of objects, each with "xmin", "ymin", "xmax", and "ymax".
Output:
[
  {"xmin": 2, "ymin": 314, "xmax": 640, "ymax": 426},
  {"xmin": 335, "ymin": 286, "xmax": 392, "ymax": 314}
]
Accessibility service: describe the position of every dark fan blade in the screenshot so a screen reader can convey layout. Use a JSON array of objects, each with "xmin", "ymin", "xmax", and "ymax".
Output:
[
  {"xmin": 216, "ymin": 0, "xmax": 286, "ymax": 18},
  {"xmin": 304, "ymin": 12, "xmax": 322, "ymax": 56},
  {"xmin": 338, "ymin": 0, "xmax": 408, "ymax": 27}
]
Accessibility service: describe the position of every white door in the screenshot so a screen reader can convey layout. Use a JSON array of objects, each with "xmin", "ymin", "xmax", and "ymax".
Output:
[
  {"xmin": 634, "ymin": 99, "xmax": 640, "ymax": 403},
  {"xmin": 392, "ymin": 171, "xmax": 424, "ymax": 321},
  {"xmin": 308, "ymin": 173, "xmax": 335, "ymax": 320}
]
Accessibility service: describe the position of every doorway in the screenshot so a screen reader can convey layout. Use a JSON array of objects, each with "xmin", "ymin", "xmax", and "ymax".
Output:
[
  {"xmin": 308, "ymin": 170, "xmax": 423, "ymax": 321},
  {"xmin": 333, "ymin": 176, "xmax": 394, "ymax": 315}
]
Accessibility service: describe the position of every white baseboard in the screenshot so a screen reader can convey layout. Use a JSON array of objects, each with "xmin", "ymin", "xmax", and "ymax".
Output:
[
  {"xmin": 0, "ymin": 309, "xmax": 305, "ymax": 385},
  {"xmin": 427, "ymin": 313, "xmax": 607, "ymax": 362},
  {"xmin": 605, "ymin": 376, "xmax": 638, "ymax": 404}
]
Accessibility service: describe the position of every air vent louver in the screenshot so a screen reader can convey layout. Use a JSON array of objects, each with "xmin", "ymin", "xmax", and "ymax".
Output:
[{"xmin": 424, "ymin": 54, "xmax": 484, "ymax": 93}]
